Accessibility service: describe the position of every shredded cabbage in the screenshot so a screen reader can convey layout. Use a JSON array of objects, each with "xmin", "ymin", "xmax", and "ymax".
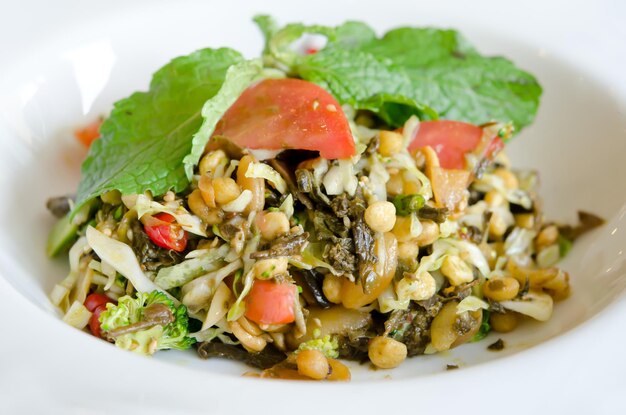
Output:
[
  {"xmin": 322, "ymin": 159, "xmax": 359, "ymax": 196},
  {"xmin": 386, "ymin": 152, "xmax": 432, "ymax": 200},
  {"xmin": 221, "ymin": 190, "xmax": 252, "ymax": 213},
  {"xmin": 134, "ymin": 194, "xmax": 206, "ymax": 236},
  {"xmin": 279, "ymin": 194, "xmax": 294, "ymax": 219},
  {"xmin": 456, "ymin": 296, "xmax": 489, "ymax": 314},
  {"xmin": 154, "ymin": 244, "xmax": 229, "ymax": 290},
  {"xmin": 62, "ymin": 301, "xmax": 92, "ymax": 329},
  {"xmin": 401, "ymin": 115, "xmax": 420, "ymax": 148},
  {"xmin": 86, "ymin": 226, "xmax": 178, "ymax": 302},
  {"xmin": 245, "ymin": 161, "xmax": 287, "ymax": 193},
  {"xmin": 504, "ymin": 227, "xmax": 537, "ymax": 257},
  {"xmin": 473, "ymin": 173, "xmax": 533, "ymax": 210}
]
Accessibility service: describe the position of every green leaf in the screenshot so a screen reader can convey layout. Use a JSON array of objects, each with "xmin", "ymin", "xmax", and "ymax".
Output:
[
  {"xmin": 358, "ymin": 28, "xmax": 542, "ymax": 130},
  {"xmin": 262, "ymin": 19, "xmax": 541, "ymax": 130},
  {"xmin": 558, "ymin": 235, "xmax": 573, "ymax": 258},
  {"xmin": 75, "ymin": 48, "xmax": 261, "ymax": 212},
  {"xmin": 295, "ymin": 47, "xmax": 437, "ymax": 125}
]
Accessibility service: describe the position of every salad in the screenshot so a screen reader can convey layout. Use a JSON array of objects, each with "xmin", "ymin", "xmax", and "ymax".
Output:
[{"xmin": 46, "ymin": 16, "xmax": 603, "ymax": 380}]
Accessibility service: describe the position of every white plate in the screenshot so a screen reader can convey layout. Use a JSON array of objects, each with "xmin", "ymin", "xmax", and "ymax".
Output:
[{"xmin": 1, "ymin": 0, "xmax": 626, "ymax": 413}]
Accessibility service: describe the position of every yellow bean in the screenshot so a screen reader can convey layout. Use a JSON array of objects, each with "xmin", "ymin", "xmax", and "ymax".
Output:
[
  {"xmin": 386, "ymin": 172, "xmax": 404, "ymax": 195},
  {"xmin": 368, "ymin": 336, "xmax": 407, "ymax": 369},
  {"xmin": 213, "ymin": 177, "xmax": 241, "ymax": 205},
  {"xmin": 484, "ymin": 190, "xmax": 505, "ymax": 207},
  {"xmin": 237, "ymin": 155, "xmax": 265, "ymax": 214},
  {"xmin": 199, "ymin": 149, "xmax": 227, "ymax": 176},
  {"xmin": 494, "ymin": 168, "xmax": 519, "ymax": 190},
  {"xmin": 296, "ymin": 349, "xmax": 330, "ymax": 380},
  {"xmin": 416, "ymin": 220, "xmax": 439, "ymax": 247},
  {"xmin": 392, "ymin": 216, "xmax": 415, "ymax": 243},
  {"xmin": 441, "ymin": 255, "xmax": 474, "ymax": 286},
  {"xmin": 379, "ymin": 130, "xmax": 404, "ymax": 156},
  {"xmin": 489, "ymin": 211, "xmax": 508, "ymax": 238},
  {"xmin": 341, "ymin": 233, "xmax": 397, "ymax": 309},
  {"xmin": 322, "ymin": 275, "xmax": 343, "ymax": 304},
  {"xmin": 490, "ymin": 312, "xmax": 518, "ymax": 333},
  {"xmin": 187, "ymin": 189, "xmax": 223, "ymax": 225},
  {"xmin": 515, "ymin": 213, "xmax": 535, "ymax": 229},
  {"xmin": 327, "ymin": 358, "xmax": 351, "ymax": 381},
  {"xmin": 536, "ymin": 225, "xmax": 559, "ymax": 249},
  {"xmin": 229, "ymin": 320, "xmax": 266, "ymax": 352},
  {"xmin": 430, "ymin": 301, "xmax": 481, "ymax": 352},
  {"xmin": 482, "ymin": 277, "xmax": 520, "ymax": 302},
  {"xmin": 397, "ymin": 241, "xmax": 419, "ymax": 264},
  {"xmin": 198, "ymin": 174, "xmax": 216, "ymax": 208}
]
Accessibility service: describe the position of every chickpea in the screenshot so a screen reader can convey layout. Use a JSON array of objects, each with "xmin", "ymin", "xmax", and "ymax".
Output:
[
  {"xmin": 441, "ymin": 255, "xmax": 474, "ymax": 286},
  {"xmin": 415, "ymin": 220, "xmax": 439, "ymax": 247},
  {"xmin": 327, "ymin": 358, "xmax": 351, "ymax": 381},
  {"xmin": 229, "ymin": 320, "xmax": 266, "ymax": 352},
  {"xmin": 490, "ymin": 312, "xmax": 519, "ymax": 333},
  {"xmin": 482, "ymin": 277, "xmax": 520, "ymax": 302},
  {"xmin": 536, "ymin": 225, "xmax": 559, "ymax": 249},
  {"xmin": 198, "ymin": 174, "xmax": 216, "ymax": 208},
  {"xmin": 494, "ymin": 168, "xmax": 519, "ymax": 190},
  {"xmin": 403, "ymin": 179, "xmax": 421, "ymax": 195},
  {"xmin": 368, "ymin": 336, "xmax": 407, "ymax": 369},
  {"xmin": 237, "ymin": 155, "xmax": 265, "ymax": 214},
  {"xmin": 396, "ymin": 272, "xmax": 436, "ymax": 301},
  {"xmin": 253, "ymin": 257, "xmax": 288, "ymax": 279},
  {"xmin": 188, "ymin": 189, "xmax": 223, "ymax": 225},
  {"xmin": 322, "ymin": 275, "xmax": 343, "ymax": 304},
  {"xmin": 397, "ymin": 241, "xmax": 419, "ymax": 264},
  {"xmin": 515, "ymin": 213, "xmax": 535, "ymax": 229},
  {"xmin": 386, "ymin": 172, "xmax": 404, "ymax": 195},
  {"xmin": 213, "ymin": 177, "xmax": 241, "ymax": 205},
  {"xmin": 257, "ymin": 211, "xmax": 290, "ymax": 240},
  {"xmin": 199, "ymin": 149, "xmax": 227, "ymax": 176},
  {"xmin": 364, "ymin": 201, "xmax": 397, "ymax": 233},
  {"xmin": 379, "ymin": 130, "xmax": 404, "ymax": 156},
  {"xmin": 489, "ymin": 211, "xmax": 508, "ymax": 238},
  {"xmin": 296, "ymin": 349, "xmax": 330, "ymax": 380},
  {"xmin": 392, "ymin": 215, "xmax": 416, "ymax": 243}
]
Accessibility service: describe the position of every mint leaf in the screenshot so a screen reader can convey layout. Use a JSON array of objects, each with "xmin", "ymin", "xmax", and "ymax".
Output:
[
  {"xmin": 359, "ymin": 28, "xmax": 542, "ymax": 130},
  {"xmin": 183, "ymin": 59, "xmax": 263, "ymax": 178},
  {"xmin": 75, "ymin": 48, "xmax": 260, "ymax": 210},
  {"xmin": 260, "ymin": 19, "xmax": 541, "ymax": 130}
]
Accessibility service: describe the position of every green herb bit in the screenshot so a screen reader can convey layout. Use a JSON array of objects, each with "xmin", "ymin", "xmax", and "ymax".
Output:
[
  {"xmin": 392, "ymin": 194, "xmax": 425, "ymax": 216},
  {"xmin": 558, "ymin": 235, "xmax": 573, "ymax": 258}
]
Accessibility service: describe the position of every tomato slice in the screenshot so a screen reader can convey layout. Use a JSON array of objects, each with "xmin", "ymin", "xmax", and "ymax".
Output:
[
  {"xmin": 144, "ymin": 212, "xmax": 188, "ymax": 252},
  {"xmin": 84, "ymin": 293, "xmax": 113, "ymax": 312},
  {"xmin": 408, "ymin": 120, "xmax": 483, "ymax": 170},
  {"xmin": 244, "ymin": 280, "xmax": 297, "ymax": 325},
  {"xmin": 75, "ymin": 119, "xmax": 103, "ymax": 148},
  {"xmin": 213, "ymin": 78, "xmax": 355, "ymax": 159}
]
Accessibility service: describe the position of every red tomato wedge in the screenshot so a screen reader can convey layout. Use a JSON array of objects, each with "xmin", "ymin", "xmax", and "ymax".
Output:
[
  {"xmin": 408, "ymin": 120, "xmax": 483, "ymax": 170},
  {"xmin": 245, "ymin": 279, "xmax": 298, "ymax": 325},
  {"xmin": 89, "ymin": 304, "xmax": 108, "ymax": 338},
  {"xmin": 84, "ymin": 293, "xmax": 113, "ymax": 312},
  {"xmin": 144, "ymin": 212, "xmax": 188, "ymax": 252},
  {"xmin": 75, "ymin": 119, "xmax": 103, "ymax": 148},
  {"xmin": 213, "ymin": 78, "xmax": 355, "ymax": 159}
]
